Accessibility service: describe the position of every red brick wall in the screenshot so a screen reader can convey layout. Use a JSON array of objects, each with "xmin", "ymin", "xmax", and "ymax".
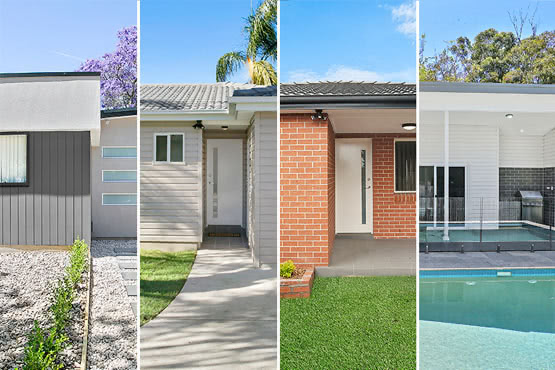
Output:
[
  {"xmin": 337, "ymin": 133, "xmax": 417, "ymax": 239},
  {"xmin": 280, "ymin": 113, "xmax": 334, "ymax": 268}
]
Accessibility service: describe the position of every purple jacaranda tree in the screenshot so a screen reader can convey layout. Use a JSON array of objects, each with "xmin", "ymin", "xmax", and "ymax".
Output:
[{"xmin": 77, "ymin": 26, "xmax": 137, "ymax": 109}]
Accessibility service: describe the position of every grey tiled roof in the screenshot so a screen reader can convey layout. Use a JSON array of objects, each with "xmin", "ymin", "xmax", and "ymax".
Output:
[
  {"xmin": 141, "ymin": 83, "xmax": 275, "ymax": 112},
  {"xmin": 281, "ymin": 81, "xmax": 416, "ymax": 97},
  {"xmin": 232, "ymin": 85, "xmax": 277, "ymax": 97}
]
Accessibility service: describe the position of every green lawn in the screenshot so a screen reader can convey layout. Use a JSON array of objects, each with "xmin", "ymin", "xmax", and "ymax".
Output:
[
  {"xmin": 280, "ymin": 276, "xmax": 416, "ymax": 369},
  {"xmin": 140, "ymin": 249, "xmax": 196, "ymax": 325}
]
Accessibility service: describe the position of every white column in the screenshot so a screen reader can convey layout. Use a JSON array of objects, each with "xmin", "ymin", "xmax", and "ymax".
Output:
[{"xmin": 443, "ymin": 111, "xmax": 450, "ymax": 241}]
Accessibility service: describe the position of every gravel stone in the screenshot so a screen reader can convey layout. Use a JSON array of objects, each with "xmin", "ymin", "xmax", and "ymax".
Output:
[
  {"xmin": 88, "ymin": 240, "xmax": 137, "ymax": 370},
  {"xmin": 0, "ymin": 250, "xmax": 86, "ymax": 369}
]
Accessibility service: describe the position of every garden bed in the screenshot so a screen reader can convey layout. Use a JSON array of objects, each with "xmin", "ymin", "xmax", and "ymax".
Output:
[
  {"xmin": 0, "ymin": 249, "xmax": 88, "ymax": 369},
  {"xmin": 280, "ymin": 268, "xmax": 314, "ymax": 298}
]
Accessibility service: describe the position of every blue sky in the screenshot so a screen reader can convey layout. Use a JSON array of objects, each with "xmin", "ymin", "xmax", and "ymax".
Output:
[
  {"xmin": 141, "ymin": 0, "xmax": 255, "ymax": 84},
  {"xmin": 421, "ymin": 0, "xmax": 555, "ymax": 57},
  {"xmin": 280, "ymin": 0, "xmax": 417, "ymax": 83},
  {"xmin": 0, "ymin": 0, "xmax": 136, "ymax": 73}
]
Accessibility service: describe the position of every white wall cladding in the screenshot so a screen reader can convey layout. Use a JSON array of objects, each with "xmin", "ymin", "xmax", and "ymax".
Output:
[
  {"xmin": 500, "ymin": 134, "xmax": 544, "ymax": 168},
  {"xmin": 140, "ymin": 122, "xmax": 202, "ymax": 244},
  {"xmin": 543, "ymin": 128, "xmax": 555, "ymax": 168},
  {"xmin": 419, "ymin": 123, "xmax": 499, "ymax": 221},
  {"xmin": 252, "ymin": 112, "xmax": 277, "ymax": 265}
]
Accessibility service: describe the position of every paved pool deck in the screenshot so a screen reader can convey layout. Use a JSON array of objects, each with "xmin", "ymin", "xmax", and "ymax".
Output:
[
  {"xmin": 420, "ymin": 251, "xmax": 555, "ymax": 269},
  {"xmin": 140, "ymin": 234, "xmax": 277, "ymax": 369}
]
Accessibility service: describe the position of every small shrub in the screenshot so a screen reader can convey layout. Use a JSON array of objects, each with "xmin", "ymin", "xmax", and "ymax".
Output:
[
  {"xmin": 67, "ymin": 239, "xmax": 88, "ymax": 287},
  {"xmin": 280, "ymin": 260, "xmax": 295, "ymax": 278},
  {"xmin": 50, "ymin": 278, "xmax": 73, "ymax": 333},
  {"xmin": 21, "ymin": 321, "xmax": 66, "ymax": 370}
]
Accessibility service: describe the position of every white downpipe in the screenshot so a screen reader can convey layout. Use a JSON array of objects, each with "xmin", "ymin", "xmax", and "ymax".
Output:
[{"xmin": 443, "ymin": 111, "xmax": 450, "ymax": 241}]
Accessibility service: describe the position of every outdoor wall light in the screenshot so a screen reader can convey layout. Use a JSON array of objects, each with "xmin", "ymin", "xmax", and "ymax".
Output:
[
  {"xmin": 402, "ymin": 123, "xmax": 416, "ymax": 131},
  {"xmin": 193, "ymin": 120, "xmax": 205, "ymax": 130},
  {"xmin": 222, "ymin": 126, "xmax": 229, "ymax": 131},
  {"xmin": 505, "ymin": 113, "xmax": 514, "ymax": 119},
  {"xmin": 311, "ymin": 109, "xmax": 326, "ymax": 121}
]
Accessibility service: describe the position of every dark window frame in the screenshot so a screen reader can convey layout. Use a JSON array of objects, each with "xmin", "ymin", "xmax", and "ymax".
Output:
[
  {"xmin": 0, "ymin": 132, "xmax": 30, "ymax": 187},
  {"xmin": 394, "ymin": 139, "xmax": 416, "ymax": 193}
]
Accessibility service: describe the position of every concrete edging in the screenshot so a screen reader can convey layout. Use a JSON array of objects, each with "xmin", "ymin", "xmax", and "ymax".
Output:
[{"xmin": 80, "ymin": 247, "xmax": 92, "ymax": 370}]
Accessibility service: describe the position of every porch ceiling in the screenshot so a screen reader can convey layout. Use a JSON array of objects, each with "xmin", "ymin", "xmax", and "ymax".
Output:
[
  {"xmin": 420, "ymin": 110, "xmax": 555, "ymax": 136},
  {"xmin": 281, "ymin": 108, "xmax": 416, "ymax": 134},
  {"xmin": 328, "ymin": 108, "xmax": 416, "ymax": 133}
]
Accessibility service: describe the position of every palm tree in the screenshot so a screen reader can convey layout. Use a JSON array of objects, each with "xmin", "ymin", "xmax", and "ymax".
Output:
[{"xmin": 216, "ymin": 0, "xmax": 277, "ymax": 85}]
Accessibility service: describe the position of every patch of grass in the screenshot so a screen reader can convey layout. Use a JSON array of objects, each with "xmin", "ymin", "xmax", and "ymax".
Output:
[
  {"xmin": 280, "ymin": 276, "xmax": 416, "ymax": 370},
  {"xmin": 140, "ymin": 249, "xmax": 196, "ymax": 326}
]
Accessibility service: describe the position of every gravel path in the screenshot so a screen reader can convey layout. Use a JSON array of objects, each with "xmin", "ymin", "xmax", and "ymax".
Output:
[
  {"xmin": 0, "ymin": 250, "xmax": 87, "ymax": 369},
  {"xmin": 88, "ymin": 240, "xmax": 137, "ymax": 370}
]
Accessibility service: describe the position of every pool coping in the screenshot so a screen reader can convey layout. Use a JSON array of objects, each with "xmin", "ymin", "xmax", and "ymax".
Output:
[
  {"xmin": 420, "ymin": 266, "xmax": 555, "ymax": 271},
  {"xmin": 420, "ymin": 267, "xmax": 555, "ymax": 279}
]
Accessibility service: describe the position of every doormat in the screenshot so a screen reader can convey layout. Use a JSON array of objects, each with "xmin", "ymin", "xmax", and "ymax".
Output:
[{"xmin": 207, "ymin": 232, "xmax": 241, "ymax": 237}]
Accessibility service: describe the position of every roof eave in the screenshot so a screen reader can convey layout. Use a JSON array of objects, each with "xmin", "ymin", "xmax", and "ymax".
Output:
[
  {"xmin": 421, "ymin": 81, "xmax": 555, "ymax": 95},
  {"xmin": 280, "ymin": 95, "xmax": 416, "ymax": 109},
  {"xmin": 140, "ymin": 108, "xmax": 235, "ymax": 122},
  {"xmin": 101, "ymin": 108, "xmax": 137, "ymax": 118}
]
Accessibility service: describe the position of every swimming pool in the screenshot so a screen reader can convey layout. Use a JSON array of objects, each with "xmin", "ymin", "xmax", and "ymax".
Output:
[
  {"xmin": 420, "ymin": 222, "xmax": 555, "ymax": 252},
  {"xmin": 420, "ymin": 269, "xmax": 555, "ymax": 369}
]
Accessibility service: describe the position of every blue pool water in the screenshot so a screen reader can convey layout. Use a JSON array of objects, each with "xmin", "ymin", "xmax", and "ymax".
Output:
[{"xmin": 420, "ymin": 269, "xmax": 555, "ymax": 369}]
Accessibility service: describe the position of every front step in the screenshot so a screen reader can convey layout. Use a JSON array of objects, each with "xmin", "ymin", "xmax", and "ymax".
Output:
[{"xmin": 316, "ymin": 266, "xmax": 416, "ymax": 277}]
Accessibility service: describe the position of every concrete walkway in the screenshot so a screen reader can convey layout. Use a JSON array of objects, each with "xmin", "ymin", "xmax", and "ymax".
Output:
[
  {"xmin": 420, "ymin": 251, "xmax": 555, "ymax": 269},
  {"xmin": 316, "ymin": 234, "xmax": 416, "ymax": 277},
  {"xmin": 140, "ymin": 236, "xmax": 277, "ymax": 369}
]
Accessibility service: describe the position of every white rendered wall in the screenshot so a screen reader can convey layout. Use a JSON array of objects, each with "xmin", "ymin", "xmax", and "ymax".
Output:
[{"xmin": 0, "ymin": 76, "xmax": 101, "ymax": 144}]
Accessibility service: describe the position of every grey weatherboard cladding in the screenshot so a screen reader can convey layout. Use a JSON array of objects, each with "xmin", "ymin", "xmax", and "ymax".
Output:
[{"xmin": 0, "ymin": 132, "xmax": 91, "ymax": 245}]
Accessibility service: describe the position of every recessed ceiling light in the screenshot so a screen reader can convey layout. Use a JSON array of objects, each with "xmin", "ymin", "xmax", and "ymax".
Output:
[
  {"xmin": 520, "ymin": 129, "xmax": 524, "ymax": 133},
  {"xmin": 505, "ymin": 113, "xmax": 514, "ymax": 119},
  {"xmin": 402, "ymin": 123, "xmax": 416, "ymax": 131}
]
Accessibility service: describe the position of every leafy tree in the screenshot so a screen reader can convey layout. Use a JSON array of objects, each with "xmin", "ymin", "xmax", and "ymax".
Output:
[
  {"xmin": 76, "ymin": 26, "xmax": 137, "ymax": 109},
  {"xmin": 216, "ymin": 0, "xmax": 277, "ymax": 85},
  {"xmin": 420, "ymin": 19, "xmax": 554, "ymax": 84}
]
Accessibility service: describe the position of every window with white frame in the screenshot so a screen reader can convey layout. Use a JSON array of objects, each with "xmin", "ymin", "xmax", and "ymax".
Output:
[
  {"xmin": 154, "ymin": 133, "xmax": 184, "ymax": 163},
  {"xmin": 0, "ymin": 134, "xmax": 28, "ymax": 185},
  {"xmin": 102, "ymin": 193, "xmax": 137, "ymax": 205},
  {"xmin": 102, "ymin": 147, "xmax": 137, "ymax": 158},
  {"xmin": 102, "ymin": 170, "xmax": 137, "ymax": 183},
  {"xmin": 395, "ymin": 140, "xmax": 416, "ymax": 192}
]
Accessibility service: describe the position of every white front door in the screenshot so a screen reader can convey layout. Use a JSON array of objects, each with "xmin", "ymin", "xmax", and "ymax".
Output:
[
  {"xmin": 207, "ymin": 139, "xmax": 243, "ymax": 225},
  {"xmin": 335, "ymin": 139, "xmax": 373, "ymax": 233}
]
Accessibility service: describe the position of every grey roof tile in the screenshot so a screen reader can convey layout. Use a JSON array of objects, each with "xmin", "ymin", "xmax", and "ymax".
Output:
[
  {"xmin": 281, "ymin": 81, "xmax": 416, "ymax": 97},
  {"xmin": 141, "ymin": 83, "xmax": 275, "ymax": 112}
]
